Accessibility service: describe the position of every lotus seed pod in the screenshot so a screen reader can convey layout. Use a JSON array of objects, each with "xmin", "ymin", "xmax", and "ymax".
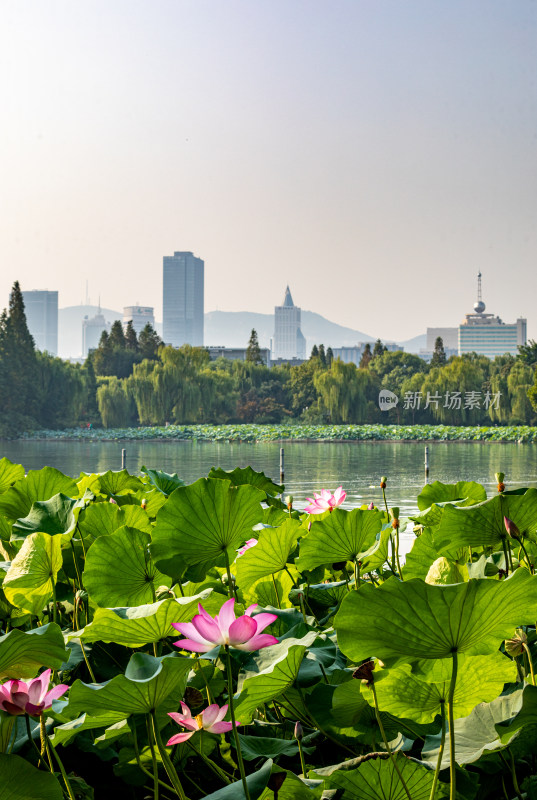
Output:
[
  {"xmin": 505, "ymin": 629, "xmax": 527, "ymax": 658},
  {"xmin": 285, "ymin": 495, "xmax": 293, "ymax": 507},
  {"xmin": 495, "ymin": 472, "xmax": 505, "ymax": 484},
  {"xmin": 391, "ymin": 507, "xmax": 400, "ymax": 519},
  {"xmin": 352, "ymin": 659, "xmax": 375, "ymax": 685}
]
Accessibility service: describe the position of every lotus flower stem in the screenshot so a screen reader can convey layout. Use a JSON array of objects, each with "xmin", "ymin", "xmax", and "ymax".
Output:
[
  {"xmin": 197, "ymin": 663, "xmax": 215, "ymax": 705},
  {"xmin": 370, "ymin": 683, "xmax": 412, "ymax": 800},
  {"xmin": 69, "ymin": 539, "xmax": 83, "ymax": 589},
  {"xmin": 25, "ymin": 713, "xmax": 43, "ymax": 764},
  {"xmin": 354, "ymin": 559, "xmax": 361, "ymax": 590},
  {"xmin": 394, "ymin": 525, "xmax": 403, "ymax": 580},
  {"xmin": 428, "ymin": 702, "xmax": 446, "ymax": 800},
  {"xmin": 223, "ymin": 550, "xmax": 236, "ymax": 600},
  {"xmin": 186, "ymin": 739, "xmax": 232, "ymax": 784},
  {"xmin": 224, "ymin": 645, "xmax": 251, "ymax": 800},
  {"xmin": 150, "ymin": 710, "xmax": 189, "ymax": 800},
  {"xmin": 297, "ymin": 738, "xmax": 307, "ymax": 777},
  {"xmin": 508, "ymin": 748, "xmax": 524, "ymax": 800},
  {"xmin": 447, "ymin": 650, "xmax": 458, "ymax": 800},
  {"xmin": 131, "ymin": 720, "xmax": 175, "ymax": 794},
  {"xmin": 522, "ymin": 642, "xmax": 536, "ymax": 686},
  {"xmin": 501, "ymin": 538, "xmax": 510, "ymax": 577},
  {"xmin": 46, "ymin": 733, "xmax": 77, "ymax": 800},
  {"xmin": 39, "ymin": 715, "xmax": 53, "ymax": 770},
  {"xmin": 51, "ymin": 578, "xmax": 57, "ymax": 625},
  {"xmin": 146, "ymin": 716, "xmax": 160, "ymax": 800},
  {"xmin": 271, "ymin": 574, "xmax": 282, "ymax": 608}
]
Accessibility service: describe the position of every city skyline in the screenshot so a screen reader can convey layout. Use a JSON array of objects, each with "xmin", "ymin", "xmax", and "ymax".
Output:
[{"xmin": 1, "ymin": 2, "xmax": 535, "ymax": 341}]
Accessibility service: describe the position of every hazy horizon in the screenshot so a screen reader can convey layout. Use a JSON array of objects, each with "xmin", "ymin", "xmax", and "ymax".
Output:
[{"xmin": 1, "ymin": 1, "xmax": 536, "ymax": 341}]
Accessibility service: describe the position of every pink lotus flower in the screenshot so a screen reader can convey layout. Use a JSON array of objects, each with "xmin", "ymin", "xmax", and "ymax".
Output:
[
  {"xmin": 237, "ymin": 538, "xmax": 258, "ymax": 556},
  {"xmin": 172, "ymin": 598, "xmax": 278, "ymax": 653},
  {"xmin": 167, "ymin": 702, "xmax": 237, "ymax": 745},
  {"xmin": 304, "ymin": 487, "xmax": 346, "ymax": 515},
  {"xmin": 0, "ymin": 669, "xmax": 68, "ymax": 717}
]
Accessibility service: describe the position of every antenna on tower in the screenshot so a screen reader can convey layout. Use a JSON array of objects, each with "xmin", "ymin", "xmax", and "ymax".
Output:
[{"xmin": 474, "ymin": 272, "xmax": 485, "ymax": 314}]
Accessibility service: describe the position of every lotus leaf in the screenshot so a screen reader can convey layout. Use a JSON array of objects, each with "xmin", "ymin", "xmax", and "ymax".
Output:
[
  {"xmin": 151, "ymin": 478, "xmax": 264, "ymax": 579},
  {"xmin": 3, "ymin": 533, "xmax": 63, "ymax": 616},
  {"xmin": 0, "ymin": 468, "xmax": 77, "ymax": 523},
  {"xmin": 335, "ymin": 568, "xmax": 537, "ymax": 665},
  {"xmin": 297, "ymin": 508, "xmax": 382, "ymax": 572}
]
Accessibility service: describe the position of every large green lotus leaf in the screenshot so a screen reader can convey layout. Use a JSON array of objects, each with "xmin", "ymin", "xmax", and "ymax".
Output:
[
  {"xmin": 83, "ymin": 526, "xmax": 171, "ymax": 607},
  {"xmin": 307, "ymin": 681, "xmax": 403, "ymax": 746},
  {"xmin": 304, "ymin": 581, "xmax": 347, "ymax": 608},
  {"xmin": 234, "ymin": 633, "xmax": 317, "ymax": 723},
  {"xmin": 417, "ymin": 480, "xmax": 487, "ymax": 511},
  {"xmin": 0, "ymin": 458, "xmax": 25, "ymax": 495},
  {"xmin": 358, "ymin": 527, "xmax": 392, "ymax": 573},
  {"xmin": 70, "ymin": 592, "xmax": 226, "ymax": 648},
  {"xmin": 297, "ymin": 508, "xmax": 382, "ymax": 572},
  {"xmin": 120, "ymin": 504, "xmax": 152, "ymax": 533},
  {"xmin": 51, "ymin": 710, "xmax": 128, "ymax": 747},
  {"xmin": 335, "ymin": 568, "xmax": 537, "ymax": 665},
  {"xmin": 141, "ymin": 466, "xmax": 185, "ymax": 495},
  {"xmin": 237, "ymin": 734, "xmax": 303, "ymax": 761},
  {"xmin": 3, "ymin": 533, "xmax": 63, "ymax": 616},
  {"xmin": 0, "ymin": 468, "xmax": 77, "ymax": 523},
  {"xmin": 235, "ymin": 520, "xmax": 300, "ymax": 589},
  {"xmin": 402, "ymin": 529, "xmax": 442, "ymax": 581},
  {"xmin": 312, "ymin": 752, "xmax": 448, "ymax": 800},
  {"xmin": 363, "ymin": 652, "xmax": 516, "ymax": 724},
  {"xmin": 242, "ymin": 569, "xmax": 297, "ymax": 612},
  {"xmin": 495, "ymin": 684, "xmax": 537, "ymax": 743},
  {"xmin": 435, "ymin": 489, "xmax": 537, "ymax": 552},
  {"xmin": 76, "ymin": 502, "xmax": 124, "ymax": 543},
  {"xmin": 11, "ymin": 493, "xmax": 78, "ymax": 544},
  {"xmin": 203, "ymin": 759, "xmax": 273, "ymax": 800},
  {"xmin": 208, "ymin": 466, "xmax": 283, "ymax": 496},
  {"xmin": 257, "ymin": 766, "xmax": 317, "ymax": 800},
  {"xmin": 94, "ymin": 469, "xmax": 143, "ymax": 495},
  {"xmin": 0, "ymin": 623, "xmax": 68, "ymax": 680},
  {"xmin": 66, "ymin": 652, "xmax": 191, "ymax": 716},
  {"xmin": 0, "ymin": 753, "xmax": 63, "ymax": 799},
  {"xmin": 151, "ymin": 478, "xmax": 264, "ymax": 579},
  {"xmin": 422, "ymin": 689, "xmax": 524, "ymax": 768}
]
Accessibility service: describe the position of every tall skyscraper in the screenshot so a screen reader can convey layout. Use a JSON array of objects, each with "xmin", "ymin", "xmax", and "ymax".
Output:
[
  {"xmin": 123, "ymin": 305, "xmax": 155, "ymax": 335},
  {"xmin": 458, "ymin": 272, "xmax": 527, "ymax": 358},
  {"xmin": 162, "ymin": 251, "xmax": 204, "ymax": 346},
  {"xmin": 82, "ymin": 308, "xmax": 109, "ymax": 357},
  {"xmin": 22, "ymin": 290, "xmax": 58, "ymax": 355},
  {"xmin": 271, "ymin": 286, "xmax": 306, "ymax": 360}
]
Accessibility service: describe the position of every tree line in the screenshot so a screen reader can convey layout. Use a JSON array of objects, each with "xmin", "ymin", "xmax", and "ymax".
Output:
[{"xmin": 1, "ymin": 282, "xmax": 537, "ymax": 433}]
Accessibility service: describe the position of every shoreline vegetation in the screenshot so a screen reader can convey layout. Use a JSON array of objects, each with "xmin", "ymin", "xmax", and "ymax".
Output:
[{"xmin": 14, "ymin": 422, "xmax": 537, "ymax": 443}]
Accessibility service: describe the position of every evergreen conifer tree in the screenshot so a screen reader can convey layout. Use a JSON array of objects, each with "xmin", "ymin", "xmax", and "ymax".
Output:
[
  {"xmin": 431, "ymin": 336, "xmax": 447, "ymax": 367},
  {"xmin": 318, "ymin": 344, "xmax": 327, "ymax": 367},
  {"xmin": 246, "ymin": 329, "xmax": 263, "ymax": 364},
  {"xmin": 109, "ymin": 320, "xmax": 126, "ymax": 349},
  {"xmin": 125, "ymin": 321, "xmax": 139, "ymax": 351},
  {"xmin": 138, "ymin": 323, "xmax": 162, "ymax": 361},
  {"xmin": 372, "ymin": 339, "xmax": 387, "ymax": 358},
  {"xmin": 310, "ymin": 344, "xmax": 319, "ymax": 359},
  {"xmin": 359, "ymin": 343, "xmax": 372, "ymax": 368},
  {"xmin": 326, "ymin": 346, "xmax": 334, "ymax": 367}
]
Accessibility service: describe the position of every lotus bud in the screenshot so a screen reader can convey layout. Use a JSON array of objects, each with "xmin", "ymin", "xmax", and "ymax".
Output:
[
  {"xmin": 352, "ymin": 659, "xmax": 375, "ymax": 686},
  {"xmin": 367, "ymin": 501, "xmax": 374, "ymax": 510},
  {"xmin": 504, "ymin": 516, "xmax": 521, "ymax": 541},
  {"xmin": 109, "ymin": 497, "xmax": 117, "ymax": 504},
  {"xmin": 141, "ymin": 498, "xmax": 147, "ymax": 510},
  {"xmin": 294, "ymin": 720, "xmax": 304, "ymax": 740},
  {"xmin": 380, "ymin": 477, "xmax": 387, "ymax": 489},
  {"xmin": 285, "ymin": 495, "xmax": 293, "ymax": 510}
]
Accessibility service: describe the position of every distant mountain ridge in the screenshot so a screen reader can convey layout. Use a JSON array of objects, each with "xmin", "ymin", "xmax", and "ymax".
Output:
[{"xmin": 58, "ymin": 305, "xmax": 425, "ymax": 358}]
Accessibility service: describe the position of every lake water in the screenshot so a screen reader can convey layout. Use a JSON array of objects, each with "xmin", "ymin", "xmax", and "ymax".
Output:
[{"xmin": 2, "ymin": 440, "xmax": 537, "ymax": 520}]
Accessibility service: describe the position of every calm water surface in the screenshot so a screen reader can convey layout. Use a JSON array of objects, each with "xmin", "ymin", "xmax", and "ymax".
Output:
[{"xmin": 2, "ymin": 440, "xmax": 537, "ymax": 520}]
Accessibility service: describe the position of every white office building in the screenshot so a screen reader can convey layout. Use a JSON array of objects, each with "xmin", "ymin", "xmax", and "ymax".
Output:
[{"xmin": 271, "ymin": 286, "xmax": 306, "ymax": 361}]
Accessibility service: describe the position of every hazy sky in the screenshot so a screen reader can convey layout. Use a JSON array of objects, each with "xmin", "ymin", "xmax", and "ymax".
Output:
[{"xmin": 1, "ymin": 0, "xmax": 536, "ymax": 341}]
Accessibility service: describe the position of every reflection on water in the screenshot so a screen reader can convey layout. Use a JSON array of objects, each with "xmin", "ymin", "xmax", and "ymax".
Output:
[{"xmin": 2, "ymin": 440, "xmax": 537, "ymax": 521}]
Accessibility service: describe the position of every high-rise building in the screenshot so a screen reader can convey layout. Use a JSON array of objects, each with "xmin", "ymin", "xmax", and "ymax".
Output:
[
  {"xmin": 123, "ymin": 306, "xmax": 155, "ymax": 335},
  {"xmin": 22, "ymin": 290, "xmax": 58, "ymax": 355},
  {"xmin": 82, "ymin": 310, "xmax": 109, "ymax": 357},
  {"xmin": 162, "ymin": 251, "xmax": 204, "ymax": 347},
  {"xmin": 458, "ymin": 273, "xmax": 527, "ymax": 358},
  {"xmin": 271, "ymin": 286, "xmax": 306, "ymax": 361}
]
